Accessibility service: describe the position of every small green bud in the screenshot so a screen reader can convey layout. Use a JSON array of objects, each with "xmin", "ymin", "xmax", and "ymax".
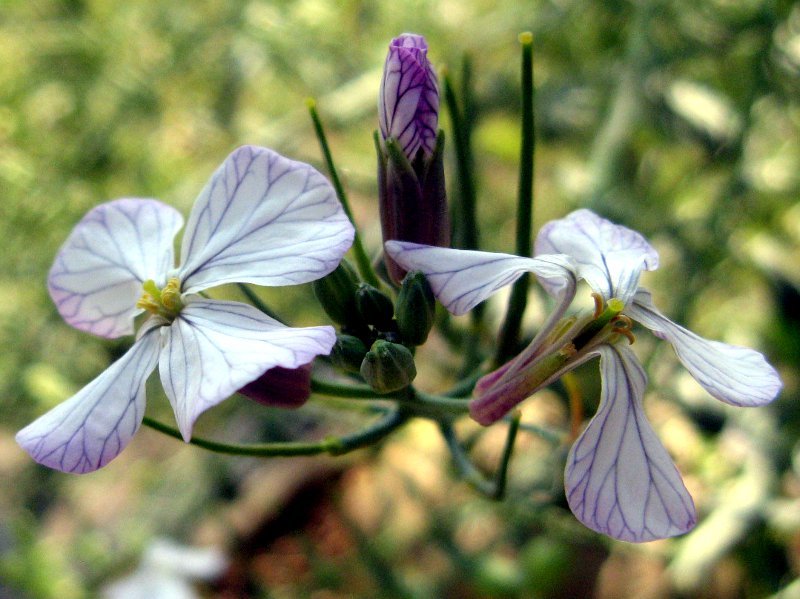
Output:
[
  {"xmin": 360, "ymin": 340, "xmax": 416, "ymax": 393},
  {"xmin": 395, "ymin": 271, "xmax": 435, "ymax": 345},
  {"xmin": 313, "ymin": 260, "xmax": 359, "ymax": 326},
  {"xmin": 330, "ymin": 334, "xmax": 368, "ymax": 374},
  {"xmin": 355, "ymin": 283, "xmax": 395, "ymax": 331}
]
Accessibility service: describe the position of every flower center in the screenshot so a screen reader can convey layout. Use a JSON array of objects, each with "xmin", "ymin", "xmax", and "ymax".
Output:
[
  {"xmin": 573, "ymin": 294, "xmax": 636, "ymax": 349},
  {"xmin": 136, "ymin": 277, "xmax": 184, "ymax": 321}
]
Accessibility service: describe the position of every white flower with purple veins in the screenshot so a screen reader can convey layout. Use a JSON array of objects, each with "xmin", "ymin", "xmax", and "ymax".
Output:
[
  {"xmin": 18, "ymin": 145, "xmax": 355, "ymax": 474},
  {"xmin": 386, "ymin": 209, "xmax": 782, "ymax": 542},
  {"xmin": 378, "ymin": 33, "xmax": 439, "ymax": 160}
]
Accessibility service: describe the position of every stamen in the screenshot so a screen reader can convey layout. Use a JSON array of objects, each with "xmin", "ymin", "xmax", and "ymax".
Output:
[
  {"xmin": 591, "ymin": 292, "xmax": 604, "ymax": 319},
  {"xmin": 160, "ymin": 278, "xmax": 183, "ymax": 312},
  {"xmin": 610, "ymin": 315, "xmax": 636, "ymax": 345},
  {"xmin": 136, "ymin": 278, "xmax": 184, "ymax": 320}
]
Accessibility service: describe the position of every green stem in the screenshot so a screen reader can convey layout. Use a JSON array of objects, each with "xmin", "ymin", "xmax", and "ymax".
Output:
[
  {"xmin": 142, "ymin": 408, "xmax": 407, "ymax": 457},
  {"xmin": 439, "ymin": 421, "xmax": 495, "ymax": 496},
  {"xmin": 310, "ymin": 376, "xmax": 380, "ymax": 399},
  {"xmin": 443, "ymin": 68, "xmax": 479, "ymax": 254},
  {"xmin": 495, "ymin": 32, "xmax": 536, "ymax": 366},
  {"xmin": 493, "ymin": 410, "xmax": 521, "ymax": 499},
  {"xmin": 307, "ymin": 99, "xmax": 381, "ymax": 288},
  {"xmin": 236, "ymin": 283, "xmax": 284, "ymax": 323}
]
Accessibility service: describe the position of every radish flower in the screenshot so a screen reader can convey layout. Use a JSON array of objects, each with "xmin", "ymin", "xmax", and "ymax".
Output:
[
  {"xmin": 18, "ymin": 145, "xmax": 354, "ymax": 473},
  {"xmin": 385, "ymin": 209, "xmax": 781, "ymax": 541}
]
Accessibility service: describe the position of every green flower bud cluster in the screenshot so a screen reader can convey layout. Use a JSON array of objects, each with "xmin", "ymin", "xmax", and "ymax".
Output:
[{"xmin": 314, "ymin": 261, "xmax": 437, "ymax": 393}]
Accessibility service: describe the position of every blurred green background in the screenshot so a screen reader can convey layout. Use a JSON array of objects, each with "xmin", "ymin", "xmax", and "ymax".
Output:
[{"xmin": 2, "ymin": 0, "xmax": 799, "ymax": 597}]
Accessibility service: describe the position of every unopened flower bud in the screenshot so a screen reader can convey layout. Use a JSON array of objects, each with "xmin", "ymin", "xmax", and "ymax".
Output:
[
  {"xmin": 378, "ymin": 33, "xmax": 439, "ymax": 161},
  {"xmin": 360, "ymin": 340, "xmax": 417, "ymax": 393},
  {"xmin": 377, "ymin": 33, "xmax": 450, "ymax": 284},
  {"xmin": 239, "ymin": 364, "xmax": 312, "ymax": 409},
  {"xmin": 312, "ymin": 260, "xmax": 359, "ymax": 326},
  {"xmin": 355, "ymin": 283, "xmax": 395, "ymax": 331},
  {"xmin": 330, "ymin": 334, "xmax": 368, "ymax": 374},
  {"xmin": 395, "ymin": 271, "xmax": 435, "ymax": 346}
]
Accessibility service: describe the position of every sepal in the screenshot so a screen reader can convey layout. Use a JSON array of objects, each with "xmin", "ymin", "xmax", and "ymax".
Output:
[
  {"xmin": 360, "ymin": 340, "xmax": 417, "ymax": 393},
  {"xmin": 395, "ymin": 271, "xmax": 436, "ymax": 346},
  {"xmin": 312, "ymin": 260, "xmax": 360, "ymax": 327}
]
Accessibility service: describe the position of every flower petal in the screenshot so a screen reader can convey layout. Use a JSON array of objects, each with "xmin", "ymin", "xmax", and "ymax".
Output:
[
  {"xmin": 628, "ymin": 290, "xmax": 782, "ymax": 406},
  {"xmin": 384, "ymin": 241, "xmax": 576, "ymax": 315},
  {"xmin": 159, "ymin": 299, "xmax": 335, "ymax": 440},
  {"xmin": 15, "ymin": 327, "xmax": 160, "ymax": 473},
  {"xmin": 535, "ymin": 209, "xmax": 658, "ymax": 304},
  {"xmin": 48, "ymin": 199, "xmax": 183, "ymax": 338},
  {"xmin": 565, "ymin": 344, "xmax": 696, "ymax": 542},
  {"xmin": 178, "ymin": 146, "xmax": 354, "ymax": 293}
]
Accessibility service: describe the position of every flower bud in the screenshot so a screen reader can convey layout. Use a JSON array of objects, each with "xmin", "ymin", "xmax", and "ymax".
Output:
[
  {"xmin": 239, "ymin": 364, "xmax": 312, "ymax": 409},
  {"xmin": 395, "ymin": 271, "xmax": 435, "ymax": 346},
  {"xmin": 330, "ymin": 334, "xmax": 368, "ymax": 374},
  {"xmin": 355, "ymin": 283, "xmax": 395, "ymax": 331},
  {"xmin": 377, "ymin": 34, "xmax": 450, "ymax": 284},
  {"xmin": 312, "ymin": 260, "xmax": 359, "ymax": 326},
  {"xmin": 378, "ymin": 34, "xmax": 439, "ymax": 161},
  {"xmin": 360, "ymin": 340, "xmax": 417, "ymax": 393}
]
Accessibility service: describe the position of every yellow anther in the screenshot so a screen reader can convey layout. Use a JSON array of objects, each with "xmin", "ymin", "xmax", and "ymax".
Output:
[
  {"xmin": 136, "ymin": 278, "xmax": 183, "ymax": 320},
  {"xmin": 160, "ymin": 278, "xmax": 182, "ymax": 312},
  {"xmin": 591, "ymin": 292, "xmax": 604, "ymax": 319}
]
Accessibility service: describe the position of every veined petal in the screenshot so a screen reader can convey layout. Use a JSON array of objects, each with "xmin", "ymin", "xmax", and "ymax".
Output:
[
  {"xmin": 48, "ymin": 199, "xmax": 183, "ymax": 338},
  {"xmin": 535, "ymin": 209, "xmax": 658, "ymax": 304},
  {"xmin": 565, "ymin": 344, "xmax": 696, "ymax": 542},
  {"xmin": 178, "ymin": 146, "xmax": 354, "ymax": 293},
  {"xmin": 384, "ymin": 241, "xmax": 576, "ymax": 315},
  {"xmin": 15, "ymin": 327, "xmax": 160, "ymax": 473},
  {"xmin": 628, "ymin": 290, "xmax": 782, "ymax": 407},
  {"xmin": 159, "ymin": 299, "xmax": 335, "ymax": 440}
]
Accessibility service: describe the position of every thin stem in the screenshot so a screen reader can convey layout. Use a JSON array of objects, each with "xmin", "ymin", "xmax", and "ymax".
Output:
[
  {"xmin": 310, "ymin": 376, "xmax": 381, "ymax": 399},
  {"xmin": 439, "ymin": 421, "xmax": 495, "ymax": 496},
  {"xmin": 142, "ymin": 408, "xmax": 407, "ymax": 457},
  {"xmin": 495, "ymin": 32, "xmax": 535, "ymax": 366},
  {"xmin": 493, "ymin": 410, "xmax": 522, "ymax": 499},
  {"xmin": 443, "ymin": 68, "xmax": 479, "ymax": 254},
  {"xmin": 236, "ymin": 283, "xmax": 284, "ymax": 323},
  {"xmin": 307, "ymin": 99, "xmax": 381, "ymax": 288}
]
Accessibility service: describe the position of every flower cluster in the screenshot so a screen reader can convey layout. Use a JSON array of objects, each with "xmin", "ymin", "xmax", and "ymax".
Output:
[{"xmin": 17, "ymin": 32, "xmax": 784, "ymax": 547}]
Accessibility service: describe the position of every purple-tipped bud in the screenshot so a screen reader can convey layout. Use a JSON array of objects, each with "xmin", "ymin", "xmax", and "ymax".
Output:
[
  {"xmin": 378, "ymin": 33, "xmax": 439, "ymax": 160},
  {"xmin": 377, "ymin": 34, "xmax": 449, "ymax": 284},
  {"xmin": 239, "ymin": 364, "xmax": 312, "ymax": 409}
]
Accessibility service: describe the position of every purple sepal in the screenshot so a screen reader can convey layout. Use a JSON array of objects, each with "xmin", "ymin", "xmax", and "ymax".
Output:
[{"xmin": 239, "ymin": 364, "xmax": 313, "ymax": 409}]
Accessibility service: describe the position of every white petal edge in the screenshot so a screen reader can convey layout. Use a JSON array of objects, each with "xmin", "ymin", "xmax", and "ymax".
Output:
[
  {"xmin": 384, "ymin": 241, "xmax": 577, "ymax": 315},
  {"xmin": 565, "ymin": 344, "xmax": 696, "ymax": 542},
  {"xmin": 178, "ymin": 146, "xmax": 355, "ymax": 293},
  {"xmin": 628, "ymin": 290, "xmax": 782, "ymax": 407},
  {"xmin": 535, "ymin": 209, "xmax": 659, "ymax": 304},
  {"xmin": 48, "ymin": 199, "xmax": 183, "ymax": 338},
  {"xmin": 159, "ymin": 298, "xmax": 336, "ymax": 440},
  {"xmin": 16, "ymin": 327, "xmax": 160, "ymax": 473}
]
